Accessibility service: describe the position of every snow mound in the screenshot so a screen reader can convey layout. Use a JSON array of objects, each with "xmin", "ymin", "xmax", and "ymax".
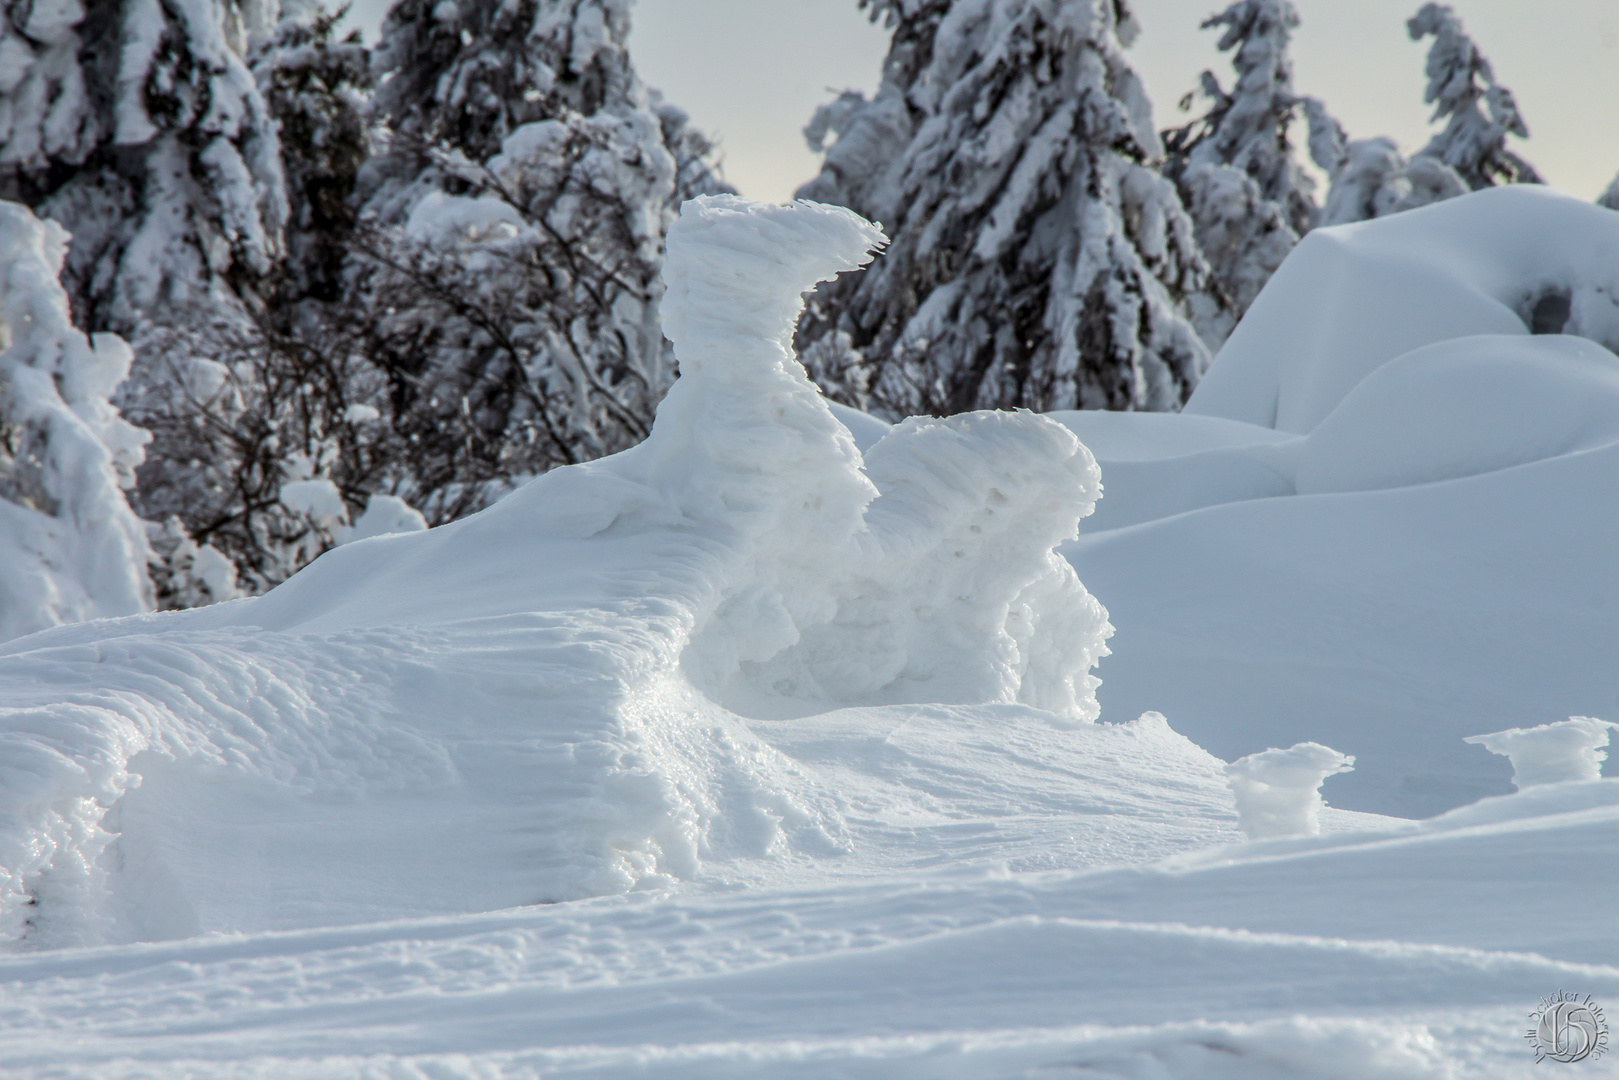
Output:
[
  {"xmin": 1465, "ymin": 717, "xmax": 1617, "ymax": 789},
  {"xmin": 1224, "ymin": 742, "xmax": 1355, "ymax": 840},
  {"xmin": 0, "ymin": 196, "xmax": 1122, "ymax": 946},
  {"xmin": 1187, "ymin": 185, "xmax": 1619, "ymax": 433},
  {"xmin": 1296, "ymin": 334, "xmax": 1619, "ymax": 494}
]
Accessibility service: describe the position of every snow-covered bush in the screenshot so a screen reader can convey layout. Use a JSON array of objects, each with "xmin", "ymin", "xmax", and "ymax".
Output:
[
  {"xmin": 1466, "ymin": 718, "xmax": 1616, "ymax": 789},
  {"xmin": 795, "ymin": 0, "xmax": 1210, "ymax": 417},
  {"xmin": 131, "ymin": 312, "xmax": 405, "ymax": 601},
  {"xmin": 1224, "ymin": 742, "xmax": 1353, "ymax": 839},
  {"xmin": 0, "ymin": 202, "xmax": 151, "ymax": 641},
  {"xmin": 350, "ymin": 0, "xmax": 729, "ymax": 522}
]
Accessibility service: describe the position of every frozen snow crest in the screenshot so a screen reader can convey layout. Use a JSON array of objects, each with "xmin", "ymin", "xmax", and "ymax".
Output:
[
  {"xmin": 657, "ymin": 196, "xmax": 1113, "ymax": 721},
  {"xmin": 1466, "ymin": 717, "xmax": 1617, "ymax": 789},
  {"xmin": 1225, "ymin": 742, "xmax": 1355, "ymax": 840}
]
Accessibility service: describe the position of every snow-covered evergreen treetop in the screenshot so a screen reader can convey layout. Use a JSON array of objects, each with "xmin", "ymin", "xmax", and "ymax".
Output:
[
  {"xmin": 1406, "ymin": 2, "xmax": 1539, "ymax": 190},
  {"xmin": 0, "ymin": 200, "xmax": 151, "ymax": 641},
  {"xmin": 0, "ymin": 0, "xmax": 288, "ymax": 333},
  {"xmin": 1163, "ymin": 0, "xmax": 1314, "ymax": 234},
  {"xmin": 796, "ymin": 0, "xmax": 1210, "ymax": 418},
  {"xmin": 371, "ymin": 0, "xmax": 636, "ymax": 163},
  {"xmin": 1159, "ymin": 0, "xmax": 1319, "ymax": 348}
]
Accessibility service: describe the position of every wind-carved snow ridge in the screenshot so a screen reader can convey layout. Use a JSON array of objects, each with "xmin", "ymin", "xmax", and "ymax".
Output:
[
  {"xmin": 1225, "ymin": 742, "xmax": 1355, "ymax": 840},
  {"xmin": 656, "ymin": 196, "xmax": 1113, "ymax": 721},
  {"xmin": 1466, "ymin": 717, "xmax": 1617, "ymax": 789},
  {"xmin": 0, "ymin": 195, "xmax": 1121, "ymax": 947}
]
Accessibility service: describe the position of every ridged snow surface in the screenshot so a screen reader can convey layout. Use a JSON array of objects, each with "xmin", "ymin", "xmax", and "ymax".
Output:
[{"xmin": 4, "ymin": 190, "xmax": 1619, "ymax": 1079}]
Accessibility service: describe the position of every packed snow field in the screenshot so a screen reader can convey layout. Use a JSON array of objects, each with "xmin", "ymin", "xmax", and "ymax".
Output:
[{"xmin": 4, "ymin": 189, "xmax": 1619, "ymax": 1076}]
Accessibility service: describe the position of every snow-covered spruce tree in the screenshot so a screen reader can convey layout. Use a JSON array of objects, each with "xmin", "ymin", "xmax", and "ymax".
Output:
[
  {"xmin": 1405, "ymin": 2, "xmax": 1539, "ymax": 190},
  {"xmin": 0, "ymin": 0, "xmax": 287, "ymax": 336},
  {"xmin": 252, "ymin": 1, "xmax": 372, "ymax": 310},
  {"xmin": 0, "ymin": 201, "xmax": 151, "ymax": 641},
  {"xmin": 795, "ymin": 0, "xmax": 1210, "ymax": 418},
  {"xmin": 1303, "ymin": 97, "xmax": 1467, "ymax": 227},
  {"xmin": 1160, "ymin": 0, "xmax": 1314, "ymax": 345},
  {"xmin": 349, "ymin": 0, "xmax": 729, "ymax": 522},
  {"xmin": 132, "ymin": 2, "xmax": 428, "ymax": 605}
]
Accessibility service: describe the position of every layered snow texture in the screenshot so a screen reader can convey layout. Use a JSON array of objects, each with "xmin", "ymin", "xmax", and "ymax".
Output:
[
  {"xmin": 0, "ymin": 201, "xmax": 150, "ymax": 643},
  {"xmin": 1466, "ymin": 718, "xmax": 1616, "ymax": 789},
  {"xmin": 3, "ymin": 185, "xmax": 1619, "ymax": 1080},
  {"xmin": 1224, "ymin": 741, "xmax": 1353, "ymax": 839},
  {"xmin": 0, "ymin": 196, "xmax": 1121, "ymax": 948},
  {"xmin": 5, "ymin": 774, "xmax": 1618, "ymax": 1077}
]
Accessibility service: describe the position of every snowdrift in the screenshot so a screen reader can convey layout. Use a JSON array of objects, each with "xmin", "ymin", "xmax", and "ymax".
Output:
[
  {"xmin": 1054, "ymin": 186, "xmax": 1619, "ymax": 815},
  {"xmin": 3, "ymin": 188, "xmax": 1619, "ymax": 1079},
  {"xmin": 0, "ymin": 197, "xmax": 1156, "ymax": 948}
]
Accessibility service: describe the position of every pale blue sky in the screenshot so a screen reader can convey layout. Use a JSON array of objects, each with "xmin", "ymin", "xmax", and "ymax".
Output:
[{"xmin": 346, "ymin": 0, "xmax": 1619, "ymax": 204}]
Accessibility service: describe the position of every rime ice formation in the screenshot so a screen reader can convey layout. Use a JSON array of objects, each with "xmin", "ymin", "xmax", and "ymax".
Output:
[
  {"xmin": 1466, "ymin": 718, "xmax": 1617, "ymax": 789},
  {"xmin": 0, "ymin": 202, "xmax": 151, "ymax": 643},
  {"xmin": 0, "ymin": 196, "xmax": 1120, "ymax": 947},
  {"xmin": 1224, "ymin": 741, "xmax": 1354, "ymax": 839}
]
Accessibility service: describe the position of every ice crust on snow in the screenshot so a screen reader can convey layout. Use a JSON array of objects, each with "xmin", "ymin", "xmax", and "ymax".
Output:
[
  {"xmin": 1465, "ymin": 717, "xmax": 1617, "ymax": 789},
  {"xmin": 1224, "ymin": 741, "xmax": 1355, "ymax": 840}
]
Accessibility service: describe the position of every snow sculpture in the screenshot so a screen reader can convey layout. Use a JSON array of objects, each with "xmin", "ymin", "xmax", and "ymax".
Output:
[
  {"xmin": 1465, "ymin": 718, "xmax": 1617, "ymax": 789},
  {"xmin": 0, "ymin": 202, "xmax": 152, "ymax": 642},
  {"xmin": 1224, "ymin": 742, "xmax": 1353, "ymax": 839},
  {"xmin": 1187, "ymin": 186, "xmax": 1619, "ymax": 434},
  {"xmin": 656, "ymin": 195, "xmax": 1114, "ymax": 721},
  {"xmin": 0, "ymin": 194, "xmax": 1120, "ymax": 945}
]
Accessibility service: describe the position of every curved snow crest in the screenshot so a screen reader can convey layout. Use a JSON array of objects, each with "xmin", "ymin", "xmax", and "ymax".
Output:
[
  {"xmin": 647, "ymin": 196, "xmax": 1111, "ymax": 720},
  {"xmin": 1189, "ymin": 185, "xmax": 1619, "ymax": 433},
  {"xmin": 0, "ymin": 196, "xmax": 1117, "ymax": 944}
]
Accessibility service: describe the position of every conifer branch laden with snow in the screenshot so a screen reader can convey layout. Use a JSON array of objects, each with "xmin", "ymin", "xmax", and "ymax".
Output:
[
  {"xmin": 0, "ymin": 0, "xmax": 288, "ymax": 335},
  {"xmin": 797, "ymin": 0, "xmax": 1211, "ymax": 418},
  {"xmin": 1406, "ymin": 2, "xmax": 1540, "ymax": 191}
]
